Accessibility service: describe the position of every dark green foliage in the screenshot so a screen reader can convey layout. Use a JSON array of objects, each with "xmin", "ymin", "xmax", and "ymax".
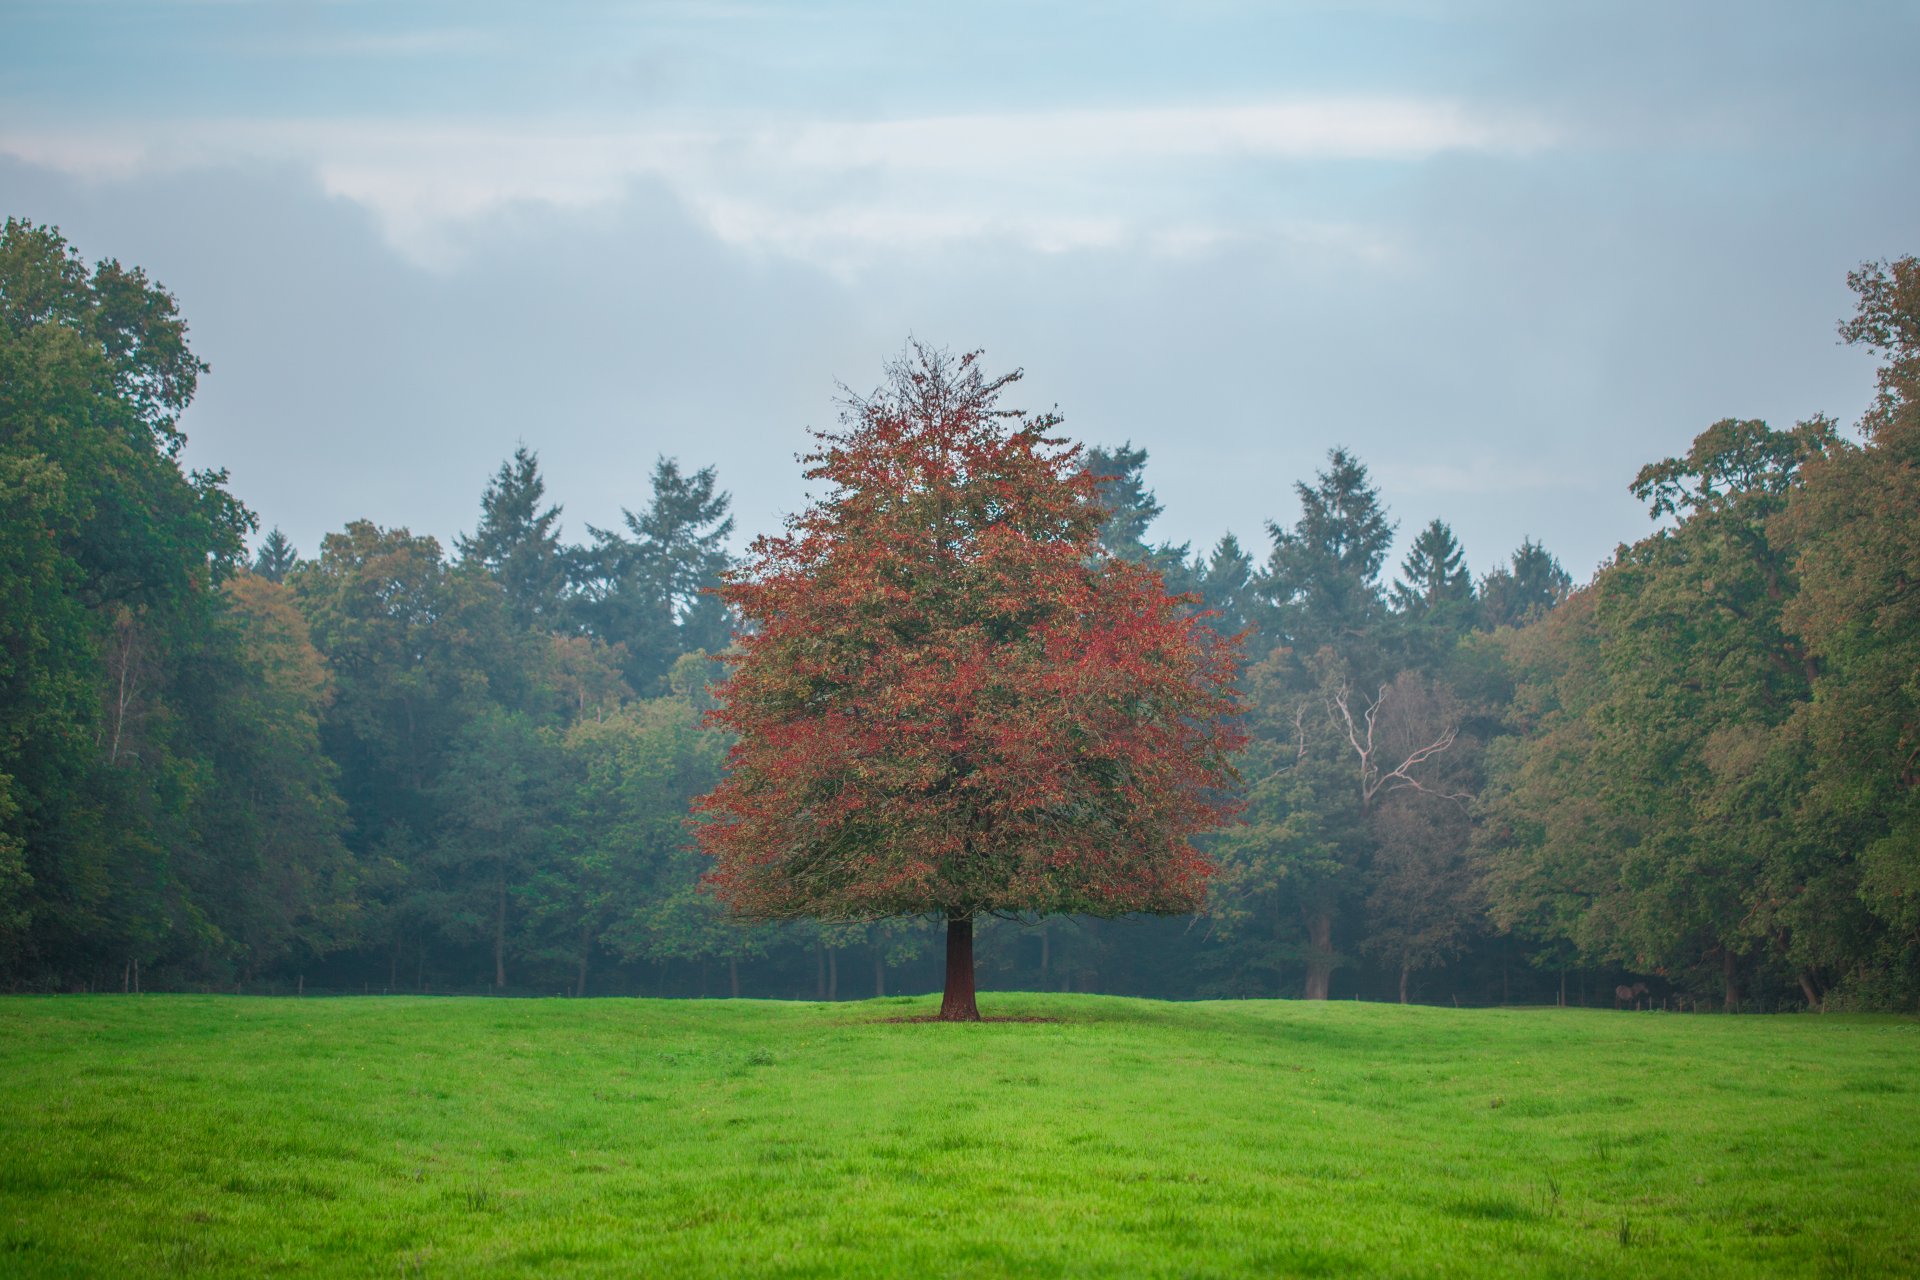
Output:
[
  {"xmin": 251, "ymin": 528, "xmax": 298, "ymax": 582},
  {"xmin": 426, "ymin": 707, "xmax": 564, "ymax": 990},
  {"xmin": 456, "ymin": 447, "xmax": 566, "ymax": 626},
  {"xmin": 183, "ymin": 575, "xmax": 356, "ymax": 977},
  {"xmin": 1479, "ymin": 539, "xmax": 1572, "ymax": 630},
  {"xmin": 571, "ymin": 457, "xmax": 735, "ymax": 693},
  {"xmin": 0, "ymin": 219, "xmax": 352, "ymax": 988},
  {"xmin": 1082, "ymin": 441, "xmax": 1196, "ymax": 595},
  {"xmin": 4, "ymin": 223, "xmax": 1916, "ymax": 1009},
  {"xmin": 1083, "ymin": 441, "xmax": 1162, "ymax": 559},
  {"xmin": 1481, "ymin": 268, "xmax": 1920, "ymax": 1007},
  {"xmin": 1393, "ymin": 518, "xmax": 1473, "ymax": 615},
  {"xmin": 1191, "ymin": 534, "xmax": 1256, "ymax": 637},
  {"xmin": 1258, "ymin": 447, "xmax": 1395, "ymax": 653}
]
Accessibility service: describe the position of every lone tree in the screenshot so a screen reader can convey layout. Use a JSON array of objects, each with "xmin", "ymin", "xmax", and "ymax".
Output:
[{"xmin": 696, "ymin": 344, "xmax": 1244, "ymax": 1020}]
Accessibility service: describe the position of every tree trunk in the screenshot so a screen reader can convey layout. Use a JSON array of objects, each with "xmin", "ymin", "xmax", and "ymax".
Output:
[
  {"xmin": 1722, "ymin": 949, "xmax": 1742, "ymax": 1013},
  {"xmin": 873, "ymin": 948, "xmax": 885, "ymax": 998},
  {"xmin": 729, "ymin": 956, "xmax": 740, "ymax": 998},
  {"xmin": 1302, "ymin": 908, "xmax": 1334, "ymax": 1001},
  {"xmin": 939, "ymin": 917, "xmax": 980, "ymax": 1021},
  {"xmin": 1039, "ymin": 921, "xmax": 1050, "ymax": 987},
  {"xmin": 1797, "ymin": 971, "xmax": 1822, "ymax": 1011},
  {"xmin": 575, "ymin": 924, "xmax": 591, "ymax": 998},
  {"xmin": 827, "ymin": 949, "xmax": 838, "ymax": 1001},
  {"xmin": 815, "ymin": 942, "xmax": 826, "ymax": 1000},
  {"xmin": 1398, "ymin": 964, "xmax": 1410, "ymax": 1005},
  {"xmin": 493, "ymin": 874, "xmax": 507, "ymax": 991}
]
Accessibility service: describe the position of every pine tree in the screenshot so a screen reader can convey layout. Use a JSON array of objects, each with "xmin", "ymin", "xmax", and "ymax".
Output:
[
  {"xmin": 1193, "ymin": 534, "xmax": 1256, "ymax": 638},
  {"xmin": 573, "ymin": 458, "xmax": 735, "ymax": 691},
  {"xmin": 1391, "ymin": 519, "xmax": 1472, "ymax": 614},
  {"xmin": 1082, "ymin": 442, "xmax": 1194, "ymax": 586},
  {"xmin": 1259, "ymin": 447, "xmax": 1395, "ymax": 653},
  {"xmin": 1083, "ymin": 442, "xmax": 1162, "ymax": 560},
  {"xmin": 456, "ymin": 446, "xmax": 566, "ymax": 627},
  {"xmin": 1479, "ymin": 538, "xmax": 1572, "ymax": 629},
  {"xmin": 252, "ymin": 528, "xmax": 298, "ymax": 583}
]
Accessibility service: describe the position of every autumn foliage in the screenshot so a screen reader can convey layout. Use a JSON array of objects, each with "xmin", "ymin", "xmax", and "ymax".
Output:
[{"xmin": 695, "ymin": 346, "xmax": 1244, "ymax": 1016}]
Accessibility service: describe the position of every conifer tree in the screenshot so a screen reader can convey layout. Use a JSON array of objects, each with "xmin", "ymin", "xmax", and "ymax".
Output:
[
  {"xmin": 1259, "ymin": 448, "xmax": 1395, "ymax": 653},
  {"xmin": 1391, "ymin": 519, "xmax": 1473, "ymax": 615},
  {"xmin": 1479, "ymin": 539, "xmax": 1572, "ymax": 629},
  {"xmin": 457, "ymin": 446, "xmax": 566, "ymax": 626},
  {"xmin": 252, "ymin": 528, "xmax": 299, "ymax": 583},
  {"xmin": 573, "ymin": 458, "xmax": 735, "ymax": 691}
]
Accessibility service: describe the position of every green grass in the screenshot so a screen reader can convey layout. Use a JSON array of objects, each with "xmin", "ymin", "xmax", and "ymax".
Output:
[{"xmin": 1, "ymin": 995, "xmax": 1916, "ymax": 1277}]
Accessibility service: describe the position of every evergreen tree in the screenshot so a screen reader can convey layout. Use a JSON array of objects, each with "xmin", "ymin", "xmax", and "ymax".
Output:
[
  {"xmin": 1192, "ymin": 534, "xmax": 1255, "ymax": 638},
  {"xmin": 252, "ymin": 528, "xmax": 298, "ymax": 583},
  {"xmin": 1082, "ymin": 442, "xmax": 1193, "ymax": 584},
  {"xmin": 1258, "ymin": 448, "xmax": 1395, "ymax": 654},
  {"xmin": 572, "ymin": 458, "xmax": 735, "ymax": 692},
  {"xmin": 1479, "ymin": 538, "xmax": 1572, "ymax": 629},
  {"xmin": 456, "ymin": 447, "xmax": 566, "ymax": 627},
  {"xmin": 1083, "ymin": 442, "xmax": 1162, "ymax": 560},
  {"xmin": 1392, "ymin": 519, "xmax": 1473, "ymax": 614}
]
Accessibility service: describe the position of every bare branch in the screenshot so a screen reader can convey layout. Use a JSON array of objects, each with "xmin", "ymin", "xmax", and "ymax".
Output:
[{"xmin": 1327, "ymin": 681, "xmax": 1469, "ymax": 808}]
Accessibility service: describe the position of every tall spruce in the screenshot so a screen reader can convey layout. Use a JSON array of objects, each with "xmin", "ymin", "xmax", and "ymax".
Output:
[
  {"xmin": 573, "ymin": 458, "xmax": 735, "ymax": 692},
  {"xmin": 1392, "ymin": 519, "xmax": 1473, "ymax": 614},
  {"xmin": 1479, "ymin": 539, "xmax": 1571, "ymax": 629},
  {"xmin": 1259, "ymin": 448, "xmax": 1395, "ymax": 654},
  {"xmin": 252, "ymin": 528, "xmax": 299, "ymax": 583},
  {"xmin": 457, "ymin": 447, "xmax": 567, "ymax": 627}
]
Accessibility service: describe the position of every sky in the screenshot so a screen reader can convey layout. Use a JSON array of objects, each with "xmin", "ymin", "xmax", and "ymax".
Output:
[{"xmin": 3, "ymin": 1, "xmax": 1916, "ymax": 584}]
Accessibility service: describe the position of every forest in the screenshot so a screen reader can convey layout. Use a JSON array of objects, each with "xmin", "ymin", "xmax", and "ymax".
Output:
[{"xmin": 3, "ymin": 216, "xmax": 1916, "ymax": 1012}]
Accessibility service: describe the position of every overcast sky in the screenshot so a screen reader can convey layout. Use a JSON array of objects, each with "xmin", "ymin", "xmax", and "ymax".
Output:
[{"xmin": 4, "ymin": 1, "xmax": 1915, "ymax": 584}]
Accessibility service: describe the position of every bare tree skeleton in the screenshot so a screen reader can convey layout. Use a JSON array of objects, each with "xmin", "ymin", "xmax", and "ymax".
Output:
[
  {"xmin": 1328, "ymin": 683, "xmax": 1472, "ymax": 809},
  {"xmin": 103, "ymin": 610, "xmax": 148, "ymax": 765}
]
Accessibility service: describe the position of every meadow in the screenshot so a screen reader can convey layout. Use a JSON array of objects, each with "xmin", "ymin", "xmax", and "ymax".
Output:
[{"xmin": 1, "ymin": 995, "xmax": 1915, "ymax": 1278}]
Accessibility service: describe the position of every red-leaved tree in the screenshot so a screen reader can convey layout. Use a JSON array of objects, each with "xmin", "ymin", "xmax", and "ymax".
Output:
[{"xmin": 696, "ymin": 345, "xmax": 1244, "ymax": 1020}]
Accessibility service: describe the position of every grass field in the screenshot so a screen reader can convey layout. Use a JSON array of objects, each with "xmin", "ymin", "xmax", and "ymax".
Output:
[{"xmin": 1, "ymin": 995, "xmax": 1916, "ymax": 1277}]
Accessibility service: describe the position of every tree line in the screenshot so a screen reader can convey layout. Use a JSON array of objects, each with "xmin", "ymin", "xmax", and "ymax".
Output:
[{"xmin": 2, "ymin": 217, "xmax": 1914, "ymax": 1008}]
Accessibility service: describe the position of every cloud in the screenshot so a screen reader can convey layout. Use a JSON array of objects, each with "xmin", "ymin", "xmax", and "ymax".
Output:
[
  {"xmin": 221, "ymin": 28, "xmax": 502, "ymax": 58},
  {"xmin": 1374, "ymin": 459, "xmax": 1584, "ymax": 497},
  {"xmin": 0, "ymin": 97, "xmax": 1549, "ymax": 267}
]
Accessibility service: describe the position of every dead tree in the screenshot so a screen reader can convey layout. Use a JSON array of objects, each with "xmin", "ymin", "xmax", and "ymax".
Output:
[{"xmin": 1328, "ymin": 683, "xmax": 1472, "ymax": 812}]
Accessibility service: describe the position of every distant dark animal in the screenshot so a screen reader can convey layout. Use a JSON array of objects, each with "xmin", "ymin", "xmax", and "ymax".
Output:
[{"xmin": 1614, "ymin": 982, "xmax": 1649, "ymax": 1010}]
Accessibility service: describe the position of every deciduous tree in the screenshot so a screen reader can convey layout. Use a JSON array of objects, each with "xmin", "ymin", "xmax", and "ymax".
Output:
[{"xmin": 697, "ymin": 345, "xmax": 1244, "ymax": 1019}]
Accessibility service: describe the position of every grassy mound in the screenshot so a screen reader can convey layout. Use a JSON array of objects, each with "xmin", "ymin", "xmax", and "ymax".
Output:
[{"xmin": 1, "ymin": 994, "xmax": 1916, "ymax": 1276}]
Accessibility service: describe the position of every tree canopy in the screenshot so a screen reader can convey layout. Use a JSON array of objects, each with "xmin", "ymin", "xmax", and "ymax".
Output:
[
  {"xmin": 696, "ymin": 345, "xmax": 1245, "ymax": 1018},
  {"xmin": 4, "ymin": 219, "xmax": 1916, "ymax": 1014}
]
